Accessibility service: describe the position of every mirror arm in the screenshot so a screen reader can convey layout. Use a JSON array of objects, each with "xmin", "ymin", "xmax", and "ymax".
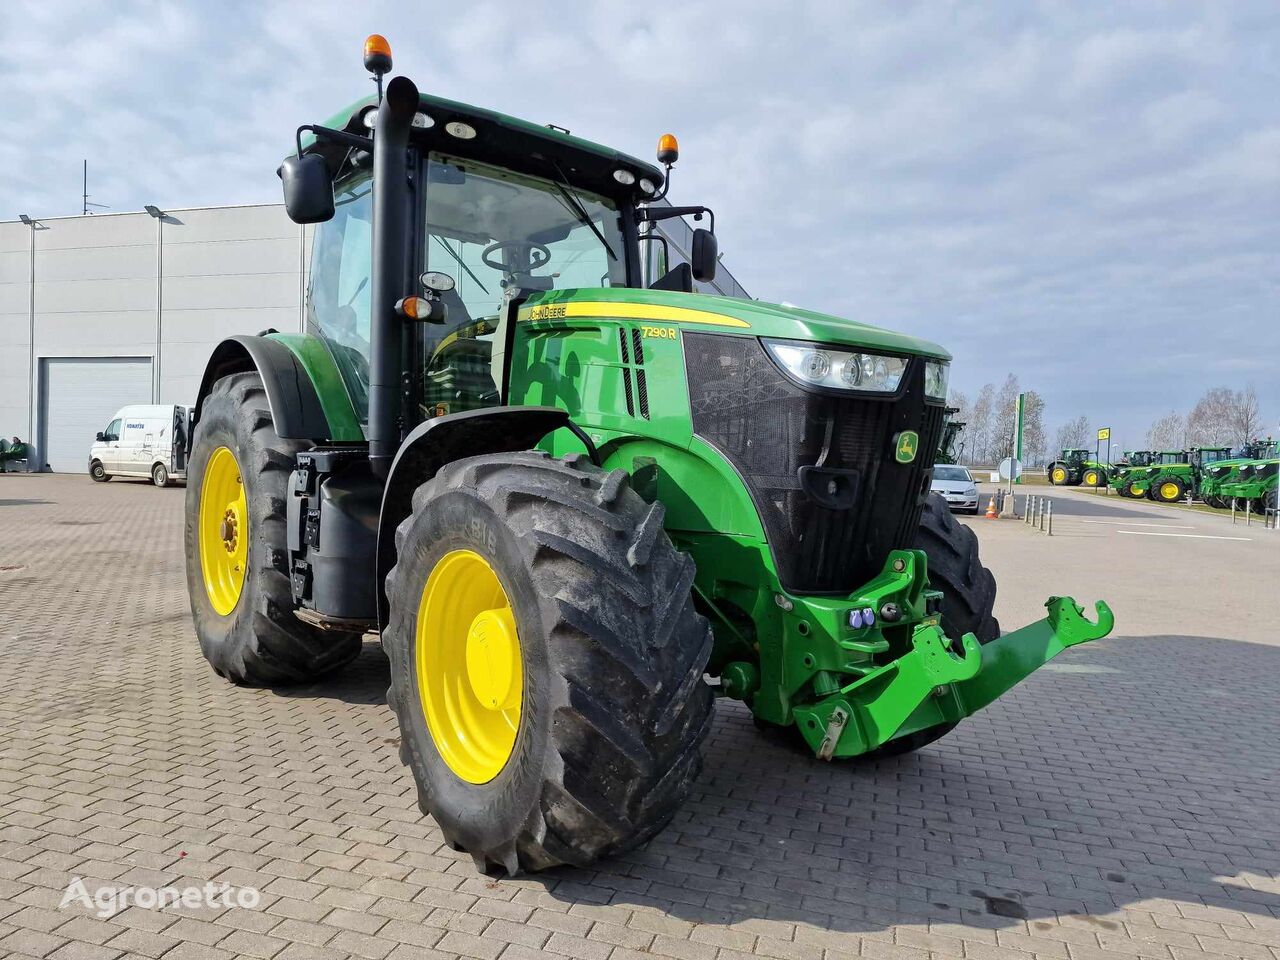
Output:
[
  {"xmin": 637, "ymin": 204, "xmax": 715, "ymax": 234},
  {"xmin": 294, "ymin": 124, "xmax": 374, "ymax": 158}
]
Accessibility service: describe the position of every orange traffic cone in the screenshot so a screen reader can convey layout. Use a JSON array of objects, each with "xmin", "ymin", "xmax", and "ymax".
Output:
[{"xmin": 985, "ymin": 495, "xmax": 999, "ymax": 519}]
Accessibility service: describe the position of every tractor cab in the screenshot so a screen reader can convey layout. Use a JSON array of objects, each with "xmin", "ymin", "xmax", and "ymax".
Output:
[
  {"xmin": 1190, "ymin": 447, "xmax": 1231, "ymax": 471},
  {"xmin": 1119, "ymin": 450, "xmax": 1156, "ymax": 467},
  {"xmin": 1157, "ymin": 451, "xmax": 1188, "ymax": 465}
]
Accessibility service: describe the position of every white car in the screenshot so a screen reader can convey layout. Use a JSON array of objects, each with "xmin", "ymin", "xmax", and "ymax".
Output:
[
  {"xmin": 931, "ymin": 464, "xmax": 979, "ymax": 514},
  {"xmin": 89, "ymin": 404, "xmax": 190, "ymax": 487}
]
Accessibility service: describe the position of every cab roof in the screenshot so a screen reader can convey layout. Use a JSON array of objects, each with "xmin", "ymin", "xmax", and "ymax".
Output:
[{"xmin": 301, "ymin": 89, "xmax": 665, "ymax": 203}]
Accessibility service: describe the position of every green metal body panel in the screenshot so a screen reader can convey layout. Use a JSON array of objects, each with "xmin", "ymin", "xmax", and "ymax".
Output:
[
  {"xmin": 498, "ymin": 288, "xmax": 1112, "ymax": 756},
  {"xmin": 1220, "ymin": 460, "xmax": 1279, "ymax": 504},
  {"xmin": 266, "ymin": 333, "xmax": 365, "ymax": 441}
]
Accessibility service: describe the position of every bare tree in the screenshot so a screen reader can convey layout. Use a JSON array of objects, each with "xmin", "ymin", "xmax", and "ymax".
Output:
[
  {"xmin": 1054, "ymin": 415, "xmax": 1091, "ymax": 452},
  {"xmin": 989, "ymin": 374, "xmax": 1020, "ymax": 463},
  {"xmin": 969, "ymin": 384, "xmax": 995, "ymax": 464},
  {"xmin": 1227, "ymin": 385, "xmax": 1261, "ymax": 446},
  {"xmin": 1146, "ymin": 411, "xmax": 1186, "ymax": 451},
  {"xmin": 1186, "ymin": 388, "xmax": 1235, "ymax": 447},
  {"xmin": 1022, "ymin": 391, "xmax": 1048, "ymax": 465}
]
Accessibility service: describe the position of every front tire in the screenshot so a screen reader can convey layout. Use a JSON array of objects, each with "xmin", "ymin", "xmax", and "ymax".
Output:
[
  {"xmin": 1153, "ymin": 478, "xmax": 1185, "ymax": 503},
  {"xmin": 184, "ymin": 372, "xmax": 362, "ymax": 685},
  {"xmin": 383, "ymin": 451, "xmax": 714, "ymax": 874},
  {"xmin": 152, "ymin": 462, "xmax": 170, "ymax": 487},
  {"xmin": 1048, "ymin": 463, "xmax": 1066, "ymax": 485},
  {"xmin": 876, "ymin": 494, "xmax": 1001, "ymax": 758},
  {"xmin": 89, "ymin": 460, "xmax": 110, "ymax": 482}
]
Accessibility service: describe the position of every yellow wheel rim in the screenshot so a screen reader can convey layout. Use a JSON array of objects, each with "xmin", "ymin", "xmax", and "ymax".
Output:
[
  {"xmin": 1052, "ymin": 467, "xmax": 1066, "ymax": 483},
  {"xmin": 198, "ymin": 446, "xmax": 248, "ymax": 616},
  {"xmin": 1129, "ymin": 484, "xmax": 1143, "ymax": 497},
  {"xmin": 1084, "ymin": 471, "xmax": 1098, "ymax": 486},
  {"xmin": 416, "ymin": 549, "xmax": 522, "ymax": 784},
  {"xmin": 1160, "ymin": 482, "xmax": 1180, "ymax": 500}
]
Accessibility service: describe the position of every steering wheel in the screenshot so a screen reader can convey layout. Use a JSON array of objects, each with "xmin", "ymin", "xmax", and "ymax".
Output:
[{"xmin": 481, "ymin": 240, "xmax": 551, "ymax": 273}]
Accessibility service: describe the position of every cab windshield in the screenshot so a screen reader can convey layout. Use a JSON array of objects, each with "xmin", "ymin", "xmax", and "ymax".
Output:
[{"xmin": 416, "ymin": 154, "xmax": 628, "ymax": 420}]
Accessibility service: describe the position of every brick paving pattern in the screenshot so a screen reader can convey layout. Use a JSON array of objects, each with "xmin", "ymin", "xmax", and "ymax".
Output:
[{"xmin": 1, "ymin": 475, "xmax": 1277, "ymax": 960}]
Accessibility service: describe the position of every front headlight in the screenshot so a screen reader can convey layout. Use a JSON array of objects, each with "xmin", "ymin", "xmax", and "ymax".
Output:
[
  {"xmin": 924, "ymin": 360, "xmax": 949, "ymax": 400},
  {"xmin": 763, "ymin": 340, "xmax": 907, "ymax": 393}
]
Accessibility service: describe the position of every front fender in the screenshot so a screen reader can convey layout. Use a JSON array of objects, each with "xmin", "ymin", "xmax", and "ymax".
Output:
[{"xmin": 375, "ymin": 406, "xmax": 569, "ymax": 629}]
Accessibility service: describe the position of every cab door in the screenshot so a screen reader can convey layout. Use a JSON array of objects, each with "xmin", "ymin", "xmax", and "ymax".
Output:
[{"xmin": 98, "ymin": 418, "xmax": 123, "ymax": 472}]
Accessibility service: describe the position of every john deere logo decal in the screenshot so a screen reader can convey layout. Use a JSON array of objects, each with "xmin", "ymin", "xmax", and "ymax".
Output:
[{"xmin": 893, "ymin": 431, "xmax": 919, "ymax": 464}]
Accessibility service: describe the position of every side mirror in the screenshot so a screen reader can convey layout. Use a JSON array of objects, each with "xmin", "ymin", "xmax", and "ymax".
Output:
[
  {"xmin": 95, "ymin": 432, "xmax": 105, "ymax": 442},
  {"xmin": 691, "ymin": 227, "xmax": 718, "ymax": 283},
  {"xmin": 280, "ymin": 153, "xmax": 335, "ymax": 224}
]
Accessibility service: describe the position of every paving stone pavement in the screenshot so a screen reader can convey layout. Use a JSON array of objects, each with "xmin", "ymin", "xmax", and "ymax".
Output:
[{"xmin": 1, "ymin": 474, "xmax": 1277, "ymax": 960}]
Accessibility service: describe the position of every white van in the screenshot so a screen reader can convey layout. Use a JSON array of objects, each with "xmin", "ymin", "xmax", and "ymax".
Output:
[{"xmin": 89, "ymin": 404, "xmax": 191, "ymax": 487}]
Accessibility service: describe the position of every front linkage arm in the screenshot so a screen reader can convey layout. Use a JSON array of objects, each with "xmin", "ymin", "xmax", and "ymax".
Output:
[{"xmin": 795, "ymin": 596, "xmax": 1115, "ymax": 759}]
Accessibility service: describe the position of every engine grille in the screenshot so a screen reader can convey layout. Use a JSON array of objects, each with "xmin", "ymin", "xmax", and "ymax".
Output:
[{"xmin": 684, "ymin": 332, "xmax": 944, "ymax": 594}]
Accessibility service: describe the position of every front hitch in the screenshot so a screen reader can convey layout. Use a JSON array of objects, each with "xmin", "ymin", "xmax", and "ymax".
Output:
[{"xmin": 794, "ymin": 596, "xmax": 1114, "ymax": 759}]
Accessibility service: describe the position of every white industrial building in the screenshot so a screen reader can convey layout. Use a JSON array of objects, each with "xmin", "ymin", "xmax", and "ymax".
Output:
[
  {"xmin": 1, "ymin": 202, "xmax": 747, "ymax": 473},
  {"xmin": 1, "ymin": 205, "xmax": 307, "ymax": 472}
]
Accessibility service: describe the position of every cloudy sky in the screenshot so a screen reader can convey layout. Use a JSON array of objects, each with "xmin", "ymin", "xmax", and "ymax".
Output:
[{"xmin": 2, "ymin": 1, "xmax": 1276, "ymax": 447}]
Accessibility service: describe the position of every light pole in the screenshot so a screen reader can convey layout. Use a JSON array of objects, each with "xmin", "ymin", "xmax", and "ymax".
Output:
[
  {"xmin": 145, "ymin": 205, "xmax": 165, "ymax": 402},
  {"xmin": 18, "ymin": 215, "xmax": 38, "ymax": 462}
]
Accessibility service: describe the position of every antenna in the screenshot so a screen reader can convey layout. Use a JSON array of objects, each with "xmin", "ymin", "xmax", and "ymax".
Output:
[{"xmin": 81, "ymin": 160, "xmax": 109, "ymax": 215}]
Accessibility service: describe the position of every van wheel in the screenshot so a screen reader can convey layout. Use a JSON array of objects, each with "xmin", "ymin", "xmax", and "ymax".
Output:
[
  {"xmin": 90, "ymin": 460, "xmax": 110, "ymax": 482},
  {"xmin": 152, "ymin": 463, "xmax": 170, "ymax": 487}
]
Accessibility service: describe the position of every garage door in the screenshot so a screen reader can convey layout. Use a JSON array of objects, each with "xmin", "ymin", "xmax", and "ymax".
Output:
[{"xmin": 40, "ymin": 357, "xmax": 152, "ymax": 473}]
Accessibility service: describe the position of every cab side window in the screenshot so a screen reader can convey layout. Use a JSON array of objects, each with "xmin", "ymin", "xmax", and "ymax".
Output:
[
  {"xmin": 104, "ymin": 418, "xmax": 121, "ymax": 441},
  {"xmin": 307, "ymin": 170, "xmax": 374, "ymax": 422}
]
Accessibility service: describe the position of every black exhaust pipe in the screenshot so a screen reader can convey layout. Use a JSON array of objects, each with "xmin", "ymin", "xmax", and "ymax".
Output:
[{"xmin": 368, "ymin": 75, "xmax": 419, "ymax": 478}]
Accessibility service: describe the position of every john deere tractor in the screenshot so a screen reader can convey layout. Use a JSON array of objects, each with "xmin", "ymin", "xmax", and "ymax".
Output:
[
  {"xmin": 1046, "ymin": 448, "xmax": 1108, "ymax": 487},
  {"xmin": 1109, "ymin": 451, "xmax": 1155, "ymax": 497},
  {"xmin": 1200, "ymin": 440, "xmax": 1278, "ymax": 508},
  {"xmin": 182, "ymin": 37, "xmax": 1113, "ymax": 874},
  {"xmin": 1219, "ymin": 443, "xmax": 1279, "ymax": 515}
]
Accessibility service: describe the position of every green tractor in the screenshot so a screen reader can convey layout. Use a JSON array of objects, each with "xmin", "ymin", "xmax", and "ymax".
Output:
[
  {"xmin": 1131, "ymin": 448, "xmax": 1234, "ymax": 504},
  {"xmin": 935, "ymin": 406, "xmax": 966, "ymax": 465},
  {"xmin": 182, "ymin": 38, "xmax": 1113, "ymax": 874},
  {"xmin": 1109, "ymin": 450, "xmax": 1156, "ymax": 497},
  {"xmin": 1219, "ymin": 444, "xmax": 1279, "ymax": 515},
  {"xmin": 1046, "ymin": 448, "xmax": 1108, "ymax": 487},
  {"xmin": 1199, "ymin": 440, "xmax": 1278, "ymax": 508}
]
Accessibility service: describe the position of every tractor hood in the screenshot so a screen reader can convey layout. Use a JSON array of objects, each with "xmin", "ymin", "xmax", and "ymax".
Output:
[{"xmin": 522, "ymin": 288, "xmax": 950, "ymax": 361}]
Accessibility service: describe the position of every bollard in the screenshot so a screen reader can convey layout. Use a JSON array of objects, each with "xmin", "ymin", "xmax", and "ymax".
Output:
[
  {"xmin": 1232, "ymin": 498, "xmax": 1237, "ymax": 525},
  {"xmin": 1246, "ymin": 499, "xmax": 1252, "ymax": 526},
  {"xmin": 1046, "ymin": 499, "xmax": 1053, "ymax": 536},
  {"xmin": 1024, "ymin": 494, "xmax": 1031, "ymax": 524}
]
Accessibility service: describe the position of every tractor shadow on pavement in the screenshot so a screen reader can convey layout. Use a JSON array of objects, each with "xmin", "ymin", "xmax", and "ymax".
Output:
[
  {"xmin": 272, "ymin": 638, "xmax": 391, "ymax": 706},
  {"xmin": 528, "ymin": 633, "xmax": 1280, "ymax": 940}
]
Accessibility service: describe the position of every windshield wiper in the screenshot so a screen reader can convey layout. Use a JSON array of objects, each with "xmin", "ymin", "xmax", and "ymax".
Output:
[
  {"xmin": 431, "ymin": 236, "xmax": 489, "ymax": 294},
  {"xmin": 540, "ymin": 156, "xmax": 617, "ymax": 262}
]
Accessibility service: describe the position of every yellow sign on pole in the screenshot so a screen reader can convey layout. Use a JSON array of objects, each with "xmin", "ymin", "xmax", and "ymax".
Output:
[{"xmin": 1097, "ymin": 427, "xmax": 1111, "ymax": 441}]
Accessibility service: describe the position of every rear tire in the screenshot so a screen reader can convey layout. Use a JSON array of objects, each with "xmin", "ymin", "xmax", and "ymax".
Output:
[
  {"xmin": 152, "ymin": 462, "xmax": 170, "ymax": 487},
  {"xmin": 184, "ymin": 372, "xmax": 362, "ymax": 685},
  {"xmin": 872, "ymin": 494, "xmax": 1000, "ymax": 759},
  {"xmin": 89, "ymin": 460, "xmax": 110, "ymax": 482},
  {"xmin": 383, "ymin": 451, "xmax": 714, "ymax": 874}
]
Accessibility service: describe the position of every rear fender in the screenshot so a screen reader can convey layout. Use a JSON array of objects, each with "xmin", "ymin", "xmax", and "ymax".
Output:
[
  {"xmin": 375, "ymin": 406, "xmax": 570, "ymax": 629},
  {"xmin": 191, "ymin": 335, "xmax": 339, "ymax": 446}
]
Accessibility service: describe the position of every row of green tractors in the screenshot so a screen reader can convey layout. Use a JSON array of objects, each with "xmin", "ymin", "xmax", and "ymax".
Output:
[{"xmin": 1049, "ymin": 441, "xmax": 1278, "ymax": 510}]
